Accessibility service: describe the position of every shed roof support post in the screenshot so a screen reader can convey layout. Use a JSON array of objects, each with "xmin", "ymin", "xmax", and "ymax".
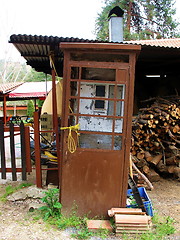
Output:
[{"xmin": 51, "ymin": 66, "xmax": 61, "ymax": 187}]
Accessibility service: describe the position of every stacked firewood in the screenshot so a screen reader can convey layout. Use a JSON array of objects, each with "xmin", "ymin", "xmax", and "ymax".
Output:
[{"xmin": 131, "ymin": 96, "xmax": 180, "ymax": 182}]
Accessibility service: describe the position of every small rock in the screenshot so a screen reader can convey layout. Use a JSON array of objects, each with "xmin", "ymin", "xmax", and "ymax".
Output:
[
  {"xmin": 7, "ymin": 190, "xmax": 27, "ymax": 201},
  {"xmin": 28, "ymin": 203, "xmax": 46, "ymax": 212},
  {"xmin": 25, "ymin": 186, "xmax": 45, "ymax": 199}
]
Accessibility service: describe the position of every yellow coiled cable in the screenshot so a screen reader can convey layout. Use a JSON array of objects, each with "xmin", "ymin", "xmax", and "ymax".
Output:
[{"xmin": 60, "ymin": 124, "xmax": 80, "ymax": 153}]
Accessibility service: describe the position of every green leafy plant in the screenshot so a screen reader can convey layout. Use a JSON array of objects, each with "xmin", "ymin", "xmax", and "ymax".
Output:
[{"xmin": 39, "ymin": 188, "xmax": 62, "ymax": 220}]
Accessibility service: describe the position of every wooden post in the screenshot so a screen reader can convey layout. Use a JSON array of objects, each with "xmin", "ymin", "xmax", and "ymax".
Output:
[
  {"xmin": 24, "ymin": 126, "xmax": 32, "ymax": 173},
  {"xmin": 34, "ymin": 111, "xmax": 42, "ymax": 188},
  {"xmin": 0, "ymin": 121, "xmax": 6, "ymax": 179},
  {"xmin": 10, "ymin": 122, "xmax": 17, "ymax": 181},
  {"xmin": 51, "ymin": 61, "xmax": 61, "ymax": 187},
  {"xmin": 20, "ymin": 122, "xmax": 27, "ymax": 180},
  {"xmin": 3, "ymin": 95, "xmax": 7, "ymax": 125}
]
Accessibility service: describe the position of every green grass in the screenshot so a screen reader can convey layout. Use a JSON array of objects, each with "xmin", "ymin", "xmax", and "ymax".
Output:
[{"xmin": 0, "ymin": 183, "xmax": 32, "ymax": 202}]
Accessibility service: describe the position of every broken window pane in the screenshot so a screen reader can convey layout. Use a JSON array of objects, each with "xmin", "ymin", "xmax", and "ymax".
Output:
[
  {"xmin": 96, "ymin": 85, "xmax": 105, "ymax": 97},
  {"xmin": 70, "ymin": 52, "xmax": 129, "ymax": 63},
  {"xmin": 70, "ymin": 81, "xmax": 78, "ymax": 96},
  {"xmin": 69, "ymin": 98, "xmax": 78, "ymax": 113},
  {"xmin": 81, "ymin": 67, "xmax": 115, "ymax": 81},
  {"xmin": 71, "ymin": 67, "xmax": 79, "ymax": 79},
  {"xmin": 95, "ymin": 100, "xmax": 105, "ymax": 109}
]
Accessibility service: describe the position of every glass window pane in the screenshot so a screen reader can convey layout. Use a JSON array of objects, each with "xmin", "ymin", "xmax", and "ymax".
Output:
[
  {"xmin": 81, "ymin": 67, "xmax": 115, "ymax": 81},
  {"xmin": 79, "ymin": 133, "xmax": 112, "ymax": 149},
  {"xmin": 114, "ymin": 135, "xmax": 122, "ymax": 150},
  {"xmin": 79, "ymin": 116, "xmax": 113, "ymax": 132},
  {"xmin": 117, "ymin": 85, "xmax": 124, "ymax": 99},
  {"xmin": 115, "ymin": 119, "xmax": 123, "ymax": 133},
  {"xmin": 107, "ymin": 101, "xmax": 114, "ymax": 116},
  {"xmin": 116, "ymin": 101, "xmax": 124, "ymax": 117},
  {"xmin": 80, "ymin": 83, "xmax": 95, "ymax": 98}
]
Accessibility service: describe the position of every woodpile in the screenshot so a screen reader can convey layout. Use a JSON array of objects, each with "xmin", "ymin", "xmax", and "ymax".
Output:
[
  {"xmin": 108, "ymin": 208, "xmax": 152, "ymax": 234},
  {"xmin": 131, "ymin": 96, "xmax": 180, "ymax": 183}
]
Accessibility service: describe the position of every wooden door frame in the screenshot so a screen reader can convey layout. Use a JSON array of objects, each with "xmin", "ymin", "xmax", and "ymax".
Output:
[{"xmin": 59, "ymin": 43, "xmax": 141, "ymax": 213}]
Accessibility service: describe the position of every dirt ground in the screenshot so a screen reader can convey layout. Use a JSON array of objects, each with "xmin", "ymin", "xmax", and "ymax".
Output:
[{"xmin": 0, "ymin": 174, "xmax": 179, "ymax": 240}]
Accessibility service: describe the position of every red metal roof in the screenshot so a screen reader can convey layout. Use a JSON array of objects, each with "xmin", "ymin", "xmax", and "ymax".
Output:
[
  {"xmin": 127, "ymin": 38, "xmax": 180, "ymax": 48},
  {"xmin": 9, "ymin": 82, "xmax": 53, "ymax": 99},
  {"xmin": 0, "ymin": 82, "xmax": 23, "ymax": 94}
]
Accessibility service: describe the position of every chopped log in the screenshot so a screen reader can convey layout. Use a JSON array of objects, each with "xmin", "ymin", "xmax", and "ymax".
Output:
[
  {"xmin": 146, "ymin": 169, "xmax": 160, "ymax": 182},
  {"xmin": 136, "ymin": 159, "xmax": 147, "ymax": 168},
  {"xmin": 156, "ymin": 160, "xmax": 168, "ymax": 173},
  {"xmin": 143, "ymin": 165, "xmax": 150, "ymax": 174},
  {"xmin": 165, "ymin": 156, "xmax": 177, "ymax": 165},
  {"xmin": 137, "ymin": 151, "xmax": 145, "ymax": 159},
  {"xmin": 167, "ymin": 166, "xmax": 180, "ymax": 178},
  {"xmin": 144, "ymin": 151, "xmax": 153, "ymax": 162},
  {"xmin": 149, "ymin": 154, "xmax": 162, "ymax": 165}
]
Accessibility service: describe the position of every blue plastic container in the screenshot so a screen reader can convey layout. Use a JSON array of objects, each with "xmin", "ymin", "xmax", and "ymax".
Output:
[{"xmin": 127, "ymin": 187, "xmax": 154, "ymax": 217}]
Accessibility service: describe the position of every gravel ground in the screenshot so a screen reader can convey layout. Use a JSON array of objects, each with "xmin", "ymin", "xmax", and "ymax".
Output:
[{"xmin": 0, "ymin": 175, "xmax": 179, "ymax": 240}]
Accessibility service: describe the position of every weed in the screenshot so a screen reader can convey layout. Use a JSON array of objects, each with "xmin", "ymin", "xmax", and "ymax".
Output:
[
  {"xmin": 39, "ymin": 188, "xmax": 62, "ymax": 220},
  {"xmin": 71, "ymin": 228, "xmax": 93, "ymax": 239},
  {"xmin": 121, "ymin": 213, "xmax": 176, "ymax": 240}
]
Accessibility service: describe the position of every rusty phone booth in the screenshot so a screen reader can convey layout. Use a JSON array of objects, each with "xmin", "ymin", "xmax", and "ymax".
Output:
[{"xmin": 60, "ymin": 42, "xmax": 141, "ymax": 217}]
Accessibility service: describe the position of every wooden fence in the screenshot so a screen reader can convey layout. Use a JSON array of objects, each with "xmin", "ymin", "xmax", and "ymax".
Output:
[{"xmin": 0, "ymin": 121, "xmax": 32, "ymax": 181}]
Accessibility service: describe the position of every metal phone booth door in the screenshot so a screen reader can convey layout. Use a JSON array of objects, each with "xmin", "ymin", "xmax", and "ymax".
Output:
[{"xmin": 60, "ymin": 43, "xmax": 141, "ymax": 217}]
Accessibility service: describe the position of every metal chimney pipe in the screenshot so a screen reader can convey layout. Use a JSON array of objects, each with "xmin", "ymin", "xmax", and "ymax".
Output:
[{"xmin": 108, "ymin": 6, "xmax": 124, "ymax": 42}]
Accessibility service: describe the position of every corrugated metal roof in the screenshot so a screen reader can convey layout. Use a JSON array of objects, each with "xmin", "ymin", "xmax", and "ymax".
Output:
[
  {"xmin": 9, "ymin": 81, "xmax": 52, "ymax": 99},
  {"xmin": 9, "ymin": 34, "xmax": 180, "ymax": 76},
  {"xmin": 127, "ymin": 38, "xmax": 180, "ymax": 48},
  {"xmin": 0, "ymin": 82, "xmax": 23, "ymax": 94}
]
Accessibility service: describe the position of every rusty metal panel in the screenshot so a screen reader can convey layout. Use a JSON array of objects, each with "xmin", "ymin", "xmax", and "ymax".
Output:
[{"xmin": 61, "ymin": 150, "xmax": 125, "ymax": 217}]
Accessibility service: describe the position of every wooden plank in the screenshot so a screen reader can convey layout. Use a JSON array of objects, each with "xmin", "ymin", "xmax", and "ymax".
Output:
[
  {"xmin": 116, "ymin": 227, "xmax": 150, "ymax": 232},
  {"xmin": 34, "ymin": 111, "xmax": 42, "ymax": 188},
  {"xmin": 0, "ymin": 168, "xmax": 23, "ymax": 172},
  {"xmin": 115, "ymin": 214, "xmax": 151, "ymax": 224},
  {"xmin": 9, "ymin": 123, "xmax": 17, "ymax": 181},
  {"xmin": 24, "ymin": 126, "xmax": 32, "ymax": 173},
  {"xmin": 116, "ymin": 230, "xmax": 148, "ymax": 234},
  {"xmin": 20, "ymin": 122, "xmax": 27, "ymax": 180},
  {"xmin": 0, "ymin": 121, "xmax": 6, "ymax": 179},
  {"xmin": 60, "ymin": 42, "xmax": 141, "ymax": 51},
  {"xmin": 108, "ymin": 207, "xmax": 143, "ymax": 217}
]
